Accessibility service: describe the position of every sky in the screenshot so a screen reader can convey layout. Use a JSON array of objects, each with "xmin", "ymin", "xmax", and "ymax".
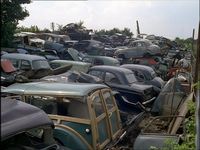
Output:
[{"xmin": 19, "ymin": 0, "xmax": 199, "ymax": 40}]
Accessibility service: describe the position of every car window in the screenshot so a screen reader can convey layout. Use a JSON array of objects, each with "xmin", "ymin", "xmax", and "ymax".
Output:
[
  {"xmin": 32, "ymin": 60, "xmax": 50, "ymax": 70},
  {"xmin": 94, "ymin": 58, "xmax": 104, "ymax": 65},
  {"xmin": 102, "ymin": 91, "xmax": 114, "ymax": 110},
  {"xmin": 88, "ymin": 70, "xmax": 104, "ymax": 79},
  {"xmin": 150, "ymin": 71, "xmax": 157, "ymax": 79},
  {"xmin": 63, "ymin": 51, "xmax": 74, "ymax": 60},
  {"xmin": 26, "ymin": 96, "xmax": 89, "ymax": 119},
  {"xmin": 130, "ymin": 42, "xmax": 136, "ymax": 47},
  {"xmin": 136, "ymin": 42, "xmax": 143, "ymax": 47},
  {"xmin": 125, "ymin": 73, "xmax": 137, "ymax": 84},
  {"xmin": 10, "ymin": 59, "xmax": 20, "ymax": 68},
  {"xmin": 21, "ymin": 60, "xmax": 31, "ymax": 70},
  {"xmin": 92, "ymin": 93, "xmax": 105, "ymax": 117},
  {"xmin": 105, "ymin": 72, "xmax": 120, "ymax": 84},
  {"xmin": 134, "ymin": 70, "xmax": 145, "ymax": 80}
]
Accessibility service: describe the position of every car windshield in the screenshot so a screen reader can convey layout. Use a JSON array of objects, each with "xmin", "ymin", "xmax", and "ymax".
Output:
[
  {"xmin": 125, "ymin": 73, "xmax": 137, "ymax": 84},
  {"xmin": 26, "ymin": 96, "xmax": 90, "ymax": 119},
  {"xmin": 32, "ymin": 60, "xmax": 50, "ymax": 70}
]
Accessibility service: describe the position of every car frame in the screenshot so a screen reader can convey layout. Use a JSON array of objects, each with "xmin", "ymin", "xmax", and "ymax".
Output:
[{"xmin": 3, "ymin": 82, "xmax": 133, "ymax": 150}]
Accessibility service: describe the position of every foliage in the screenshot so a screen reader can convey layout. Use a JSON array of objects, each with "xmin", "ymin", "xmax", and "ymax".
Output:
[
  {"xmin": 192, "ymin": 81, "xmax": 200, "ymax": 90},
  {"xmin": 95, "ymin": 27, "xmax": 133, "ymax": 38},
  {"xmin": 1, "ymin": 0, "xmax": 31, "ymax": 47},
  {"xmin": 16, "ymin": 25, "xmax": 40, "ymax": 33},
  {"xmin": 76, "ymin": 20, "xmax": 86, "ymax": 29},
  {"xmin": 174, "ymin": 37, "xmax": 194, "ymax": 51}
]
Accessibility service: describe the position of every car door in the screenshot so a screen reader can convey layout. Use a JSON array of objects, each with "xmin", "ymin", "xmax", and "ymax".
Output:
[
  {"xmin": 90, "ymin": 90, "xmax": 111, "ymax": 149},
  {"xmin": 100, "ymin": 89, "xmax": 121, "ymax": 139}
]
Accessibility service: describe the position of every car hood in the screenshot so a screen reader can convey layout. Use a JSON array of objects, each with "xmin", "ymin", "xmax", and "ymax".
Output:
[{"xmin": 130, "ymin": 83, "xmax": 153, "ymax": 92}]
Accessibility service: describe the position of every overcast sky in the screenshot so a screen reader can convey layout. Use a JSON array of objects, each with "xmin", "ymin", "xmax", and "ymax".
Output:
[{"xmin": 19, "ymin": 0, "xmax": 199, "ymax": 40}]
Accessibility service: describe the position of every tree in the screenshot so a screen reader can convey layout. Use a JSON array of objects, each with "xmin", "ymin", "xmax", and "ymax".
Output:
[
  {"xmin": 122, "ymin": 27, "xmax": 133, "ymax": 38},
  {"xmin": 76, "ymin": 20, "xmax": 85, "ymax": 30},
  {"xmin": 1, "ymin": 0, "xmax": 31, "ymax": 47},
  {"xmin": 16, "ymin": 25, "xmax": 41, "ymax": 33}
]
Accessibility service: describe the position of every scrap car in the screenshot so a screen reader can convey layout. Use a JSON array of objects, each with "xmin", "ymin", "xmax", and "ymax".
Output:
[
  {"xmin": 1, "ymin": 97, "xmax": 67, "ymax": 150},
  {"xmin": 1, "ymin": 59, "xmax": 29, "ymax": 86},
  {"xmin": 87, "ymin": 65, "xmax": 158, "ymax": 106},
  {"xmin": 1, "ymin": 53, "xmax": 71, "ymax": 79},
  {"xmin": 2, "ymin": 82, "xmax": 145, "ymax": 150},
  {"xmin": 114, "ymin": 39, "xmax": 161, "ymax": 62},
  {"xmin": 133, "ymin": 77, "xmax": 193, "ymax": 149},
  {"xmin": 120, "ymin": 64, "xmax": 165, "ymax": 89}
]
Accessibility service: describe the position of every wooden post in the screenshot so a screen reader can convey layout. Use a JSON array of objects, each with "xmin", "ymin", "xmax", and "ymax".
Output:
[
  {"xmin": 191, "ymin": 29, "xmax": 195, "ymax": 63},
  {"xmin": 194, "ymin": 23, "xmax": 200, "ymax": 84},
  {"xmin": 136, "ymin": 20, "xmax": 140, "ymax": 36},
  {"xmin": 195, "ymin": 22, "xmax": 200, "ymax": 150}
]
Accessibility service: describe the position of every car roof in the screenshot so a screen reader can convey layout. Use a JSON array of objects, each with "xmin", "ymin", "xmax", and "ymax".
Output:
[
  {"xmin": 90, "ymin": 65, "xmax": 133, "ymax": 74},
  {"xmin": 1, "ymin": 98, "xmax": 53, "ymax": 141},
  {"xmin": 85, "ymin": 55, "xmax": 119, "ymax": 62},
  {"xmin": 2, "ymin": 53, "xmax": 46, "ymax": 61},
  {"xmin": 121, "ymin": 64, "xmax": 154, "ymax": 72},
  {"xmin": 2, "ymin": 82, "xmax": 108, "ymax": 100},
  {"xmin": 50, "ymin": 60, "xmax": 91, "ymax": 66}
]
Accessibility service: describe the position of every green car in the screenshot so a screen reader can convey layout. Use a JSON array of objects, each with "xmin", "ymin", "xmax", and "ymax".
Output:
[{"xmin": 3, "ymin": 82, "xmax": 124, "ymax": 150}]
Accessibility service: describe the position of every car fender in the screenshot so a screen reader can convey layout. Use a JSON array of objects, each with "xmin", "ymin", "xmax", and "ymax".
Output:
[{"xmin": 53, "ymin": 125, "xmax": 92, "ymax": 150}]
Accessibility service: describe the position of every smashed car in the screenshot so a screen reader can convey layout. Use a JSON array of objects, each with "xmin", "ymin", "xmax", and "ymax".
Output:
[
  {"xmin": 2, "ymin": 53, "xmax": 71, "ymax": 79},
  {"xmin": 1, "ymin": 97, "xmax": 67, "ymax": 150},
  {"xmin": 3, "ymin": 82, "xmax": 145, "ymax": 150},
  {"xmin": 88, "ymin": 65, "xmax": 158, "ymax": 106},
  {"xmin": 121, "ymin": 64, "xmax": 165, "ymax": 89}
]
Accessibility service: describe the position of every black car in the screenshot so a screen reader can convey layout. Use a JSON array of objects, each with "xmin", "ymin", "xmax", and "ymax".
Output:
[
  {"xmin": 73, "ymin": 40, "xmax": 105, "ymax": 55},
  {"xmin": 88, "ymin": 65, "xmax": 157, "ymax": 105},
  {"xmin": 121, "ymin": 64, "xmax": 165, "ymax": 89},
  {"xmin": 1, "ymin": 98, "xmax": 68, "ymax": 150}
]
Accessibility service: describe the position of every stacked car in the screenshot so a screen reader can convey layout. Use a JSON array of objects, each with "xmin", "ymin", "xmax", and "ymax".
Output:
[{"xmin": 1, "ymin": 31, "xmax": 194, "ymax": 149}]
